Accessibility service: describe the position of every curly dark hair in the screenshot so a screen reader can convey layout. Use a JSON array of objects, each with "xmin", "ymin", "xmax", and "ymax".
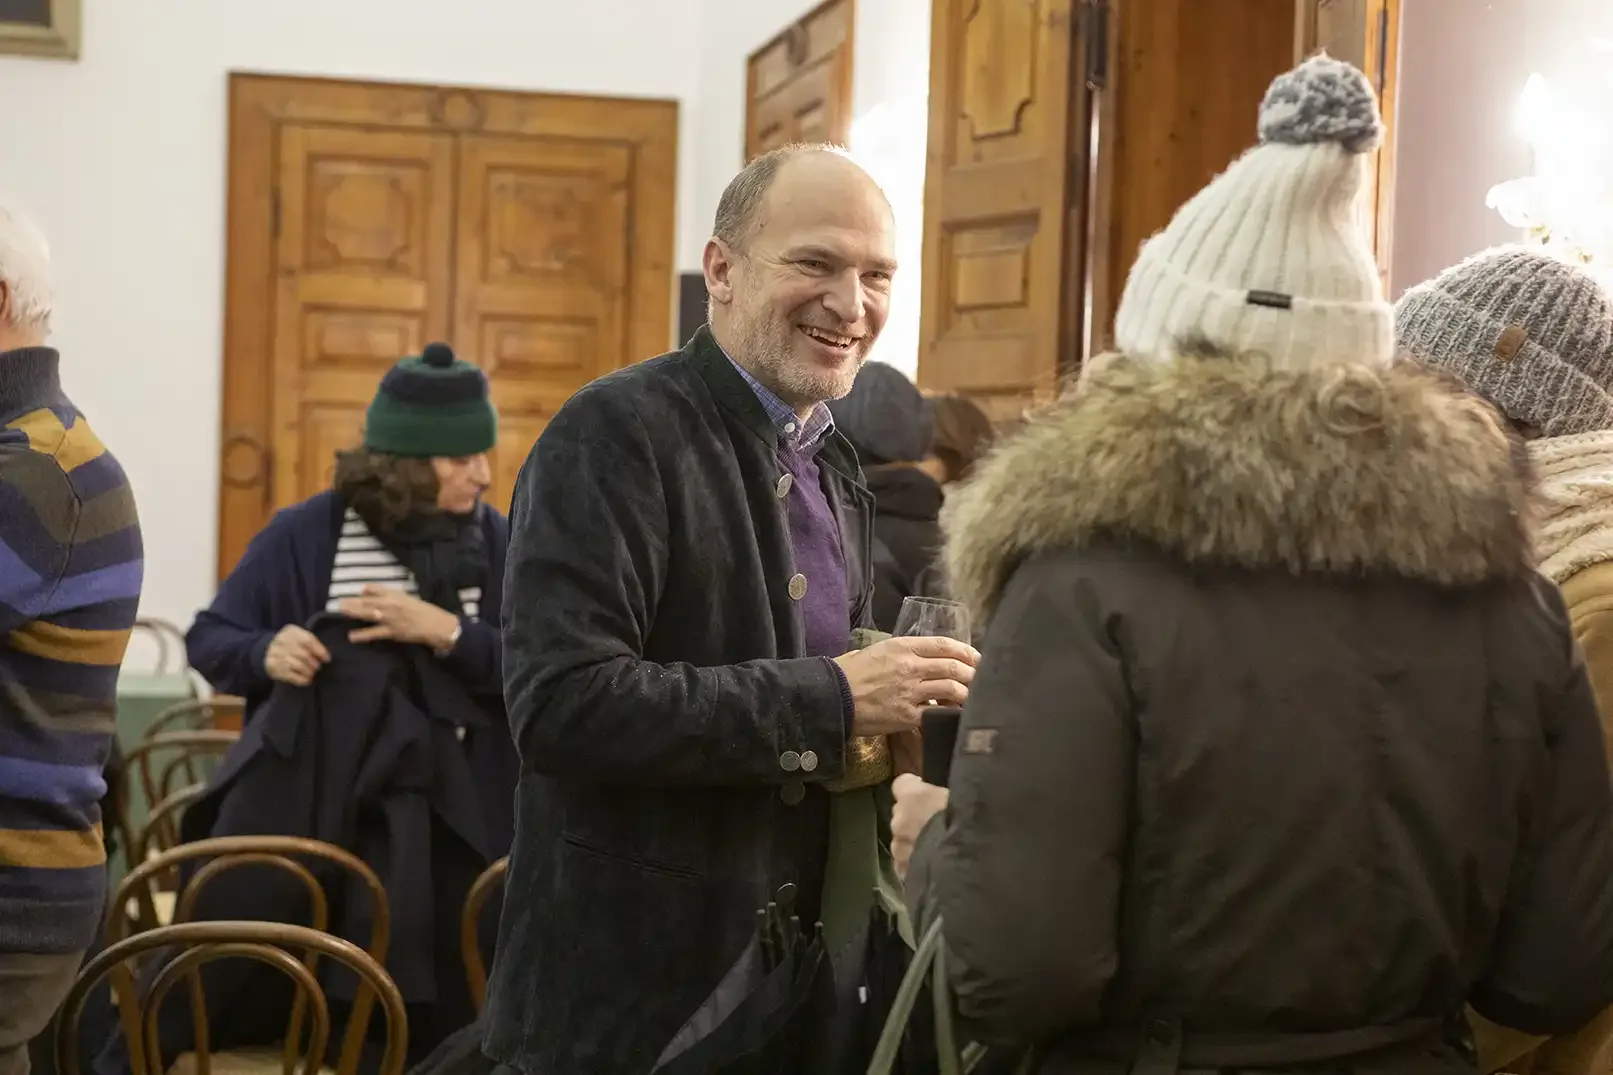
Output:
[
  {"xmin": 928, "ymin": 393, "xmax": 995, "ymax": 484},
  {"xmin": 331, "ymin": 446, "xmax": 440, "ymax": 532}
]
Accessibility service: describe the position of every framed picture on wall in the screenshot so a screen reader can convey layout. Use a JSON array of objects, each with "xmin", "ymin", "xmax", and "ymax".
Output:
[{"xmin": 0, "ymin": 0, "xmax": 78, "ymax": 60}]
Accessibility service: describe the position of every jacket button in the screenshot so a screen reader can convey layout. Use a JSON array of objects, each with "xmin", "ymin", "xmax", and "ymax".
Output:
[
  {"xmin": 780, "ymin": 781, "xmax": 805, "ymax": 805},
  {"xmin": 776, "ymin": 473, "xmax": 794, "ymax": 498},
  {"xmin": 799, "ymin": 750, "xmax": 818, "ymax": 772},
  {"xmin": 788, "ymin": 574, "xmax": 807, "ymax": 601},
  {"xmin": 779, "ymin": 750, "xmax": 802, "ymax": 772}
]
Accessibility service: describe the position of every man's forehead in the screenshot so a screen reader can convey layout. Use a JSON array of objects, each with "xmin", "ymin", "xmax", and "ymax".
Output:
[{"xmin": 751, "ymin": 162, "xmax": 895, "ymax": 257}]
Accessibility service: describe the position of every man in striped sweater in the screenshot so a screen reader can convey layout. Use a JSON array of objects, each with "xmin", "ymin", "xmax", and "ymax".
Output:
[{"xmin": 0, "ymin": 205, "xmax": 143, "ymax": 1074}]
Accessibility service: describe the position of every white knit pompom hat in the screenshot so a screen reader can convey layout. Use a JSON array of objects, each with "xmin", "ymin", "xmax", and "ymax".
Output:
[{"xmin": 1113, "ymin": 54, "xmax": 1392, "ymax": 371}]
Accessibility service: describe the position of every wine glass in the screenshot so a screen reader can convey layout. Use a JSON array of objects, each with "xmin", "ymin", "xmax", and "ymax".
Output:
[
  {"xmin": 892, "ymin": 596, "xmax": 971, "ymax": 644},
  {"xmin": 895, "ymin": 597, "xmax": 972, "ymax": 778}
]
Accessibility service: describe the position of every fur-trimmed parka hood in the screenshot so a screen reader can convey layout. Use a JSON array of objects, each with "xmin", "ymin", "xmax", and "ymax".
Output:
[{"xmin": 942, "ymin": 351, "xmax": 1535, "ymax": 620}]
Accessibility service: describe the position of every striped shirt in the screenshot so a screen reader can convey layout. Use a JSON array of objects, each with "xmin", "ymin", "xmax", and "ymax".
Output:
[
  {"xmin": 0, "ymin": 347, "xmax": 143, "ymax": 955},
  {"xmin": 326, "ymin": 508, "xmax": 481, "ymax": 619}
]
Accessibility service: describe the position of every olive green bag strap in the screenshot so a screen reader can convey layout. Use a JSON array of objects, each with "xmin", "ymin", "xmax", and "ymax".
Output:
[{"xmin": 867, "ymin": 917, "xmax": 1023, "ymax": 1075}]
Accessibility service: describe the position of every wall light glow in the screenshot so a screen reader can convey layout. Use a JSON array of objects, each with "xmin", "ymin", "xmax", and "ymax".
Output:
[
  {"xmin": 848, "ymin": 95, "xmax": 929, "ymax": 378},
  {"xmin": 1488, "ymin": 70, "xmax": 1613, "ymax": 280}
]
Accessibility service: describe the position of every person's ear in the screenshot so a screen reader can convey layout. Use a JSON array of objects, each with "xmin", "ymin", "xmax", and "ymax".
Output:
[{"xmin": 703, "ymin": 238, "xmax": 739, "ymax": 306}]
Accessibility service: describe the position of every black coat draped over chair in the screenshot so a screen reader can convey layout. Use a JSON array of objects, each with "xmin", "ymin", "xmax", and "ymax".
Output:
[{"xmin": 93, "ymin": 614, "xmax": 517, "ymax": 1075}]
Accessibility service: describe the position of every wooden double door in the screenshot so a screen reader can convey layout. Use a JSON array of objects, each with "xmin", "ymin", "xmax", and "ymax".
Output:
[
  {"xmin": 217, "ymin": 74, "xmax": 678, "ymax": 580},
  {"xmin": 917, "ymin": 0, "xmax": 1400, "ymax": 418}
]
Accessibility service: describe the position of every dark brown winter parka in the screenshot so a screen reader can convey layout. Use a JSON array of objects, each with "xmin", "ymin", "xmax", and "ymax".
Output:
[{"xmin": 907, "ymin": 349, "xmax": 1613, "ymax": 1074}]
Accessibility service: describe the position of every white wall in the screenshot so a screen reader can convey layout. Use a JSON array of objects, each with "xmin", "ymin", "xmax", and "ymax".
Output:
[
  {"xmin": 0, "ymin": 0, "xmax": 930, "ymax": 640},
  {"xmin": 846, "ymin": 0, "xmax": 931, "ymax": 379},
  {"xmin": 690, "ymin": 0, "xmax": 822, "ymax": 273},
  {"xmin": 1392, "ymin": 0, "xmax": 1613, "ymax": 295},
  {"xmin": 0, "ymin": 0, "xmax": 865, "ymax": 644},
  {"xmin": 0, "ymin": 0, "xmax": 714, "ymax": 637}
]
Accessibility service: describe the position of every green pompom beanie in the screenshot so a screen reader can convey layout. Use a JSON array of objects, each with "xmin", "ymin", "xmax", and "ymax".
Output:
[{"xmin": 364, "ymin": 342, "xmax": 497, "ymax": 458}]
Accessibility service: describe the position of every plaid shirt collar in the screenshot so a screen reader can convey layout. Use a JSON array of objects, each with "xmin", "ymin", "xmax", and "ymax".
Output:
[{"xmin": 721, "ymin": 347, "xmax": 835, "ymax": 454}]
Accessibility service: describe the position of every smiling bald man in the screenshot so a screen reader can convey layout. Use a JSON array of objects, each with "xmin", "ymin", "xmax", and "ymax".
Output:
[{"xmin": 484, "ymin": 145, "xmax": 980, "ymax": 1074}]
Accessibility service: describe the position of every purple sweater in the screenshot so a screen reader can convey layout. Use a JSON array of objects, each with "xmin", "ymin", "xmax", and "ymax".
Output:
[
  {"xmin": 725, "ymin": 358, "xmax": 855, "ymax": 707},
  {"xmin": 778, "ymin": 447, "xmax": 851, "ymax": 660}
]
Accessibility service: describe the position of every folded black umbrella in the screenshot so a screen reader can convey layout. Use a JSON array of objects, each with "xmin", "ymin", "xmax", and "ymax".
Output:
[
  {"xmin": 860, "ymin": 904, "xmax": 940, "ymax": 1074},
  {"xmin": 651, "ymin": 912, "xmax": 835, "ymax": 1075},
  {"xmin": 788, "ymin": 897, "xmax": 941, "ymax": 1074}
]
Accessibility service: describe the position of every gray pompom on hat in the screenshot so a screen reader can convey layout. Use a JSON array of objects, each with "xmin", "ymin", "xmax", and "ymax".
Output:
[
  {"xmin": 1396, "ymin": 246, "xmax": 1613, "ymax": 437},
  {"xmin": 1258, "ymin": 53, "xmax": 1384, "ymax": 153},
  {"xmin": 1114, "ymin": 53, "xmax": 1392, "ymax": 371}
]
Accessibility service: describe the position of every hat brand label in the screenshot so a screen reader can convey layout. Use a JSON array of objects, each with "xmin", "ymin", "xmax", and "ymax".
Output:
[
  {"xmin": 1494, "ymin": 324, "xmax": 1528, "ymax": 362},
  {"xmin": 1246, "ymin": 290, "xmax": 1294, "ymax": 310}
]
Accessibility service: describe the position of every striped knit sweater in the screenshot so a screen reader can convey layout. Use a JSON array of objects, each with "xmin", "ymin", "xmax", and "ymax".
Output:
[{"xmin": 0, "ymin": 347, "xmax": 143, "ymax": 954}]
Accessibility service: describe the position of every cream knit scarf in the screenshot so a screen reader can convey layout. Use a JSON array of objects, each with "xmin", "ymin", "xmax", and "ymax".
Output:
[{"xmin": 1530, "ymin": 430, "xmax": 1613, "ymax": 583}]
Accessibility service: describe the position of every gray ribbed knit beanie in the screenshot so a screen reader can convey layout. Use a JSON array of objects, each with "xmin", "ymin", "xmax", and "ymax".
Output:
[
  {"xmin": 828, "ymin": 361, "xmax": 934, "ymax": 465},
  {"xmin": 1395, "ymin": 247, "xmax": 1613, "ymax": 437}
]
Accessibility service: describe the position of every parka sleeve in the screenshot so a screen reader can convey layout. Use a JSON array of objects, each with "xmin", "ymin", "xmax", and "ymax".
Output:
[
  {"xmin": 905, "ymin": 553, "xmax": 1133, "ymax": 1042},
  {"xmin": 1470, "ymin": 576, "xmax": 1613, "ymax": 1036},
  {"xmin": 1558, "ymin": 562, "xmax": 1613, "ymax": 769}
]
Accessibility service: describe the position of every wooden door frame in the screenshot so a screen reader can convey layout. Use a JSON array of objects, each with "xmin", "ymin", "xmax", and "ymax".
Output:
[
  {"xmin": 1292, "ymin": 0, "xmax": 1400, "ymax": 292},
  {"xmin": 218, "ymin": 72, "xmax": 678, "ymax": 582}
]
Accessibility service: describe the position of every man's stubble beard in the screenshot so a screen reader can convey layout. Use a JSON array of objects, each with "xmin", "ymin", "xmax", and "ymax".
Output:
[{"xmin": 739, "ymin": 316, "xmax": 869, "ymax": 410}]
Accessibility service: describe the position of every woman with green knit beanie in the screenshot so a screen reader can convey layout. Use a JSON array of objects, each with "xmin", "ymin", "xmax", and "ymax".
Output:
[
  {"xmin": 186, "ymin": 340, "xmax": 510, "ymax": 708},
  {"xmin": 171, "ymin": 341, "xmax": 512, "ymax": 1059}
]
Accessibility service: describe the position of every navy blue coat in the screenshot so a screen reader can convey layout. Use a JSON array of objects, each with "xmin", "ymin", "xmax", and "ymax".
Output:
[{"xmin": 185, "ymin": 490, "xmax": 509, "ymax": 713}]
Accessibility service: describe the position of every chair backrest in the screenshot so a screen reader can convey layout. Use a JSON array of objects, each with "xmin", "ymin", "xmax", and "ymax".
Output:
[
  {"xmin": 460, "ymin": 855, "xmax": 509, "ymax": 1013},
  {"xmin": 54, "ymin": 920, "xmax": 408, "ymax": 1075},
  {"xmin": 143, "ymin": 698, "xmax": 246, "ymax": 741},
  {"xmin": 108, "ymin": 835, "xmax": 393, "ymax": 1075},
  {"xmin": 123, "ymin": 730, "xmax": 239, "ymax": 819},
  {"xmin": 132, "ymin": 783, "xmax": 210, "ymax": 871},
  {"xmin": 116, "ymin": 782, "xmax": 210, "ymax": 936},
  {"xmin": 130, "ymin": 618, "xmax": 189, "ymax": 677}
]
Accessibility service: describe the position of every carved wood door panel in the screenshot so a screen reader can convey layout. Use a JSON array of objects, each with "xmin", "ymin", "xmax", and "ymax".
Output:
[
  {"xmin": 915, "ymin": 0, "xmax": 1083, "ymax": 420},
  {"xmin": 745, "ymin": 0, "xmax": 855, "ymax": 161},
  {"xmin": 453, "ymin": 134, "xmax": 634, "ymax": 513},
  {"xmin": 915, "ymin": 0, "xmax": 1345, "ymax": 416},
  {"xmin": 220, "ymin": 76, "xmax": 677, "ymax": 580},
  {"xmin": 270, "ymin": 124, "xmax": 456, "ymax": 508}
]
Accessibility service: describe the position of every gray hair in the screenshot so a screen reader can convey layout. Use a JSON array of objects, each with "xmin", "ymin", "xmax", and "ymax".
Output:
[
  {"xmin": 0, "ymin": 202, "xmax": 53, "ymax": 333},
  {"xmin": 712, "ymin": 142, "xmax": 846, "ymax": 251}
]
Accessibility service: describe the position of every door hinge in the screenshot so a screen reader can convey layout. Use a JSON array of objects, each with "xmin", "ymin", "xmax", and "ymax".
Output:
[
  {"xmin": 1084, "ymin": 0, "xmax": 1111, "ymax": 92},
  {"xmin": 270, "ymin": 187, "xmax": 281, "ymax": 238}
]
